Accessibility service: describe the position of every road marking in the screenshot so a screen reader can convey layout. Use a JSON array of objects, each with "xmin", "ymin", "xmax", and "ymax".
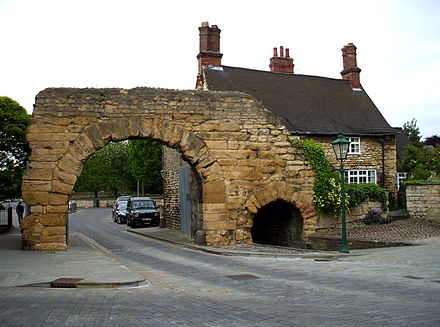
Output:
[{"xmin": 75, "ymin": 232, "xmax": 113, "ymax": 255}]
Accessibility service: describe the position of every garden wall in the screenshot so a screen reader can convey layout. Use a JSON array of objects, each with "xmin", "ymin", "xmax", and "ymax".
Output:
[
  {"xmin": 406, "ymin": 183, "xmax": 440, "ymax": 222},
  {"xmin": 317, "ymin": 201, "xmax": 384, "ymax": 230}
]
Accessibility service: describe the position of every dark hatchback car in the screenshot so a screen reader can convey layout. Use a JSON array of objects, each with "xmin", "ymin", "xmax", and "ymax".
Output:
[
  {"xmin": 126, "ymin": 197, "xmax": 160, "ymax": 227},
  {"xmin": 113, "ymin": 200, "xmax": 129, "ymax": 224}
]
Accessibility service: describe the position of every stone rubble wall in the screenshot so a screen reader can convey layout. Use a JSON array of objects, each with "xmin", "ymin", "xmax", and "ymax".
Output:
[
  {"xmin": 22, "ymin": 87, "xmax": 316, "ymax": 250},
  {"xmin": 406, "ymin": 183, "xmax": 440, "ymax": 222}
]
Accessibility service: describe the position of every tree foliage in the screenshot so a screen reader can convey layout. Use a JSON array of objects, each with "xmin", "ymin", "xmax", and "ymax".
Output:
[
  {"xmin": 127, "ymin": 139, "xmax": 163, "ymax": 194},
  {"xmin": 74, "ymin": 139, "xmax": 163, "ymax": 197},
  {"xmin": 424, "ymin": 134, "xmax": 440, "ymax": 147},
  {"xmin": 403, "ymin": 118, "xmax": 422, "ymax": 146},
  {"xmin": 0, "ymin": 97, "xmax": 32, "ymax": 199},
  {"xmin": 399, "ymin": 144, "xmax": 440, "ymax": 180},
  {"xmin": 74, "ymin": 142, "xmax": 136, "ymax": 197}
]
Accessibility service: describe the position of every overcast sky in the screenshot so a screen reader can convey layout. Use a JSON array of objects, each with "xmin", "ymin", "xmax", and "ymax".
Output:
[{"xmin": 1, "ymin": 0, "xmax": 439, "ymax": 138}]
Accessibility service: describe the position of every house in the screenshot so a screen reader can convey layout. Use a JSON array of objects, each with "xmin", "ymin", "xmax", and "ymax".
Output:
[
  {"xmin": 195, "ymin": 22, "xmax": 398, "ymax": 194},
  {"xmin": 162, "ymin": 22, "xmax": 399, "ymax": 241}
]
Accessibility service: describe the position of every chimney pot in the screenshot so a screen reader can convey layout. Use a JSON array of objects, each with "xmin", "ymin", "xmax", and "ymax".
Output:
[
  {"xmin": 201, "ymin": 21, "xmax": 209, "ymax": 27},
  {"xmin": 270, "ymin": 46, "xmax": 294, "ymax": 74}
]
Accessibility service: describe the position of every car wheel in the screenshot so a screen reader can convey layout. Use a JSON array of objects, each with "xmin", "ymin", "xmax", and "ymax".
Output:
[
  {"xmin": 152, "ymin": 219, "xmax": 159, "ymax": 227},
  {"xmin": 127, "ymin": 218, "xmax": 131, "ymax": 227},
  {"xmin": 117, "ymin": 216, "xmax": 121, "ymax": 224}
]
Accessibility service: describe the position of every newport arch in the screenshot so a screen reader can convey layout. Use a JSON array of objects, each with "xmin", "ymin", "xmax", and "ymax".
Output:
[{"xmin": 21, "ymin": 87, "xmax": 317, "ymax": 250}]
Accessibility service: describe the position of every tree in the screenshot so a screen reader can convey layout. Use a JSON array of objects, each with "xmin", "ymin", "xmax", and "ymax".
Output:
[
  {"xmin": 398, "ymin": 145, "xmax": 440, "ymax": 180},
  {"xmin": 127, "ymin": 140, "xmax": 163, "ymax": 194},
  {"xmin": 74, "ymin": 142, "xmax": 136, "ymax": 197},
  {"xmin": 0, "ymin": 97, "xmax": 32, "ymax": 199},
  {"xmin": 403, "ymin": 118, "xmax": 421, "ymax": 146},
  {"xmin": 424, "ymin": 134, "xmax": 440, "ymax": 147}
]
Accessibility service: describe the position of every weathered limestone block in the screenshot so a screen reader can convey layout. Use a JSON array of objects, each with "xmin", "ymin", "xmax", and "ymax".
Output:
[
  {"xmin": 39, "ymin": 213, "xmax": 66, "ymax": 227},
  {"xmin": 23, "ymin": 168, "xmax": 54, "ymax": 181},
  {"xmin": 22, "ymin": 191, "xmax": 49, "ymax": 205},
  {"xmin": 51, "ymin": 180, "xmax": 74, "ymax": 195},
  {"xmin": 22, "ymin": 180, "xmax": 52, "ymax": 192},
  {"xmin": 47, "ymin": 205, "xmax": 68, "ymax": 213},
  {"xmin": 57, "ymin": 153, "xmax": 82, "ymax": 176},
  {"xmin": 203, "ymin": 179, "xmax": 226, "ymax": 203},
  {"xmin": 48, "ymin": 193, "xmax": 69, "ymax": 205},
  {"xmin": 53, "ymin": 169, "xmax": 77, "ymax": 185},
  {"xmin": 83, "ymin": 125, "xmax": 106, "ymax": 149},
  {"xmin": 41, "ymin": 226, "xmax": 66, "ymax": 236},
  {"xmin": 70, "ymin": 134, "xmax": 96, "ymax": 161}
]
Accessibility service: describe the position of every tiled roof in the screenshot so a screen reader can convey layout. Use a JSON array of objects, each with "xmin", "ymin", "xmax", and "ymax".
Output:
[{"xmin": 204, "ymin": 65, "xmax": 396, "ymax": 136}]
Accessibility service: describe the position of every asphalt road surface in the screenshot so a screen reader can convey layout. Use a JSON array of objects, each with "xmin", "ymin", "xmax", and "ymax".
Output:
[{"xmin": 2, "ymin": 208, "xmax": 440, "ymax": 326}]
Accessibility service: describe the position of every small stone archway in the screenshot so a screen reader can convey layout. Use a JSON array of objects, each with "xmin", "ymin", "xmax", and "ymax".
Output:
[{"xmin": 21, "ymin": 87, "xmax": 317, "ymax": 250}]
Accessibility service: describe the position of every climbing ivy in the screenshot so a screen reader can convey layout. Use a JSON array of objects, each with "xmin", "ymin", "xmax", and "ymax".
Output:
[
  {"xmin": 290, "ymin": 139, "xmax": 343, "ymax": 214},
  {"xmin": 290, "ymin": 138, "xmax": 388, "ymax": 213}
]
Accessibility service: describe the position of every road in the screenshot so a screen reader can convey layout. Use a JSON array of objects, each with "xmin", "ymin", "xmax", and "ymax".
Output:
[{"xmin": 2, "ymin": 208, "xmax": 440, "ymax": 326}]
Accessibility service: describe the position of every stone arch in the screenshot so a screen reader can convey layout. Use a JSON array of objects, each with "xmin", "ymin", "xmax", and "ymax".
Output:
[
  {"xmin": 21, "ymin": 87, "xmax": 316, "ymax": 250},
  {"xmin": 244, "ymin": 181, "xmax": 318, "ymax": 243}
]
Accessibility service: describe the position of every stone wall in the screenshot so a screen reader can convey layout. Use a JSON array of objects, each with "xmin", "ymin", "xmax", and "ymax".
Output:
[
  {"xmin": 162, "ymin": 147, "xmax": 182, "ymax": 230},
  {"xmin": 302, "ymin": 135, "xmax": 397, "ymax": 194},
  {"xmin": 406, "ymin": 183, "xmax": 440, "ymax": 222},
  {"xmin": 22, "ymin": 87, "xmax": 317, "ymax": 250},
  {"xmin": 317, "ymin": 201, "xmax": 384, "ymax": 230}
]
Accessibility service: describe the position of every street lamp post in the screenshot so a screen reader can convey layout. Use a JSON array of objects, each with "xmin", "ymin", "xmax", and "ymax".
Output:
[{"xmin": 331, "ymin": 130, "xmax": 351, "ymax": 254}]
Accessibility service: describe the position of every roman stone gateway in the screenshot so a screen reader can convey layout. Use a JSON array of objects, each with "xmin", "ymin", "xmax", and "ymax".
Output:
[{"xmin": 21, "ymin": 87, "xmax": 316, "ymax": 250}]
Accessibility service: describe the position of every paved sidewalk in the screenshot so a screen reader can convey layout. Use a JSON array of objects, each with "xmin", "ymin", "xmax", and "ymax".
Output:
[{"xmin": 0, "ymin": 229, "xmax": 145, "ymax": 288}]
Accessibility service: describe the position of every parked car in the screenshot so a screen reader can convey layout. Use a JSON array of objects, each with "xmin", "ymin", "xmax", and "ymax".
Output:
[
  {"xmin": 126, "ymin": 197, "xmax": 160, "ymax": 227},
  {"xmin": 112, "ymin": 195, "xmax": 132, "ymax": 217},
  {"xmin": 113, "ymin": 201, "xmax": 129, "ymax": 224}
]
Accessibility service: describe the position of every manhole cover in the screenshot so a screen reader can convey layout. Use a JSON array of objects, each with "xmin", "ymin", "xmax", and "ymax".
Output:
[
  {"xmin": 50, "ymin": 278, "xmax": 84, "ymax": 288},
  {"xmin": 226, "ymin": 274, "xmax": 260, "ymax": 280}
]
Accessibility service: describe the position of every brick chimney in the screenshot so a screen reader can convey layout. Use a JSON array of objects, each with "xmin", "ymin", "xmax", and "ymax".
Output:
[
  {"xmin": 340, "ymin": 43, "xmax": 362, "ymax": 89},
  {"xmin": 269, "ymin": 46, "xmax": 294, "ymax": 74},
  {"xmin": 196, "ymin": 22, "xmax": 223, "ymax": 89},
  {"xmin": 197, "ymin": 22, "xmax": 223, "ymax": 71}
]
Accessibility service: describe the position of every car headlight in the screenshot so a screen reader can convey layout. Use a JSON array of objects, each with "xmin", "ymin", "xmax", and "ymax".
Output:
[
  {"xmin": 133, "ymin": 213, "xmax": 139, "ymax": 217},
  {"xmin": 154, "ymin": 212, "xmax": 160, "ymax": 217}
]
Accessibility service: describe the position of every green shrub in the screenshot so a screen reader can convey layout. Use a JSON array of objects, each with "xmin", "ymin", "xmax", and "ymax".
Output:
[{"xmin": 346, "ymin": 183, "xmax": 388, "ymax": 211}]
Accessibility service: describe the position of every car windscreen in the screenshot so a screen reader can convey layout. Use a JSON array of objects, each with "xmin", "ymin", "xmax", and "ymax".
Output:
[
  {"xmin": 118, "ymin": 202, "xmax": 128, "ymax": 210},
  {"xmin": 132, "ymin": 200, "xmax": 155, "ymax": 209}
]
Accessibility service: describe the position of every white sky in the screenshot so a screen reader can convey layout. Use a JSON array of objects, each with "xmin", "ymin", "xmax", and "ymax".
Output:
[{"xmin": 1, "ymin": 0, "xmax": 439, "ymax": 138}]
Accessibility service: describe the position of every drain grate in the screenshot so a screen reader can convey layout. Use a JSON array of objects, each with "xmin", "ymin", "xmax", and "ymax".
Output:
[
  {"xmin": 226, "ymin": 274, "xmax": 260, "ymax": 280},
  {"xmin": 50, "ymin": 278, "xmax": 84, "ymax": 288}
]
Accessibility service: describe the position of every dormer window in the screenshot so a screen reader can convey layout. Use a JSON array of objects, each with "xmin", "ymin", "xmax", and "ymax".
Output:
[{"xmin": 348, "ymin": 137, "xmax": 361, "ymax": 154}]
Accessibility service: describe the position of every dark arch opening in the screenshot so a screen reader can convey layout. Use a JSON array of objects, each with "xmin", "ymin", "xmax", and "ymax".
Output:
[{"xmin": 251, "ymin": 199, "xmax": 303, "ymax": 248}]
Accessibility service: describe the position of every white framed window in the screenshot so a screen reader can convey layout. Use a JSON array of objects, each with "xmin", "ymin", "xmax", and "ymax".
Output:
[
  {"xmin": 345, "ymin": 169, "xmax": 376, "ymax": 184},
  {"xmin": 397, "ymin": 172, "xmax": 408, "ymax": 190},
  {"xmin": 347, "ymin": 137, "xmax": 361, "ymax": 154}
]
